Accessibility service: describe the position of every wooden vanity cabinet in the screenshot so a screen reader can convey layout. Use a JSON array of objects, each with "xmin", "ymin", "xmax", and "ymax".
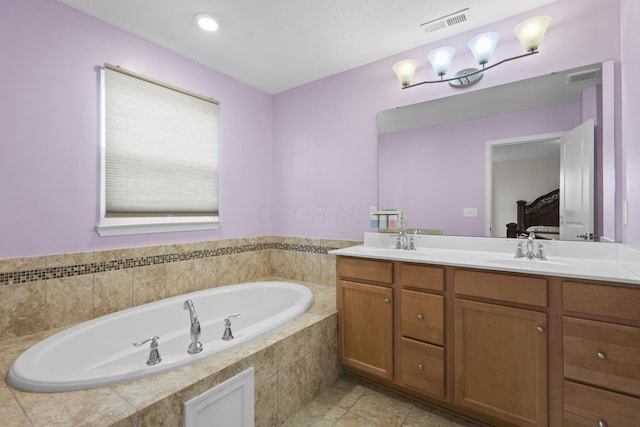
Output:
[
  {"xmin": 336, "ymin": 257, "xmax": 394, "ymax": 379},
  {"xmin": 454, "ymin": 270, "xmax": 549, "ymax": 427},
  {"xmin": 397, "ymin": 263, "xmax": 446, "ymax": 398},
  {"xmin": 562, "ymin": 281, "xmax": 640, "ymax": 426}
]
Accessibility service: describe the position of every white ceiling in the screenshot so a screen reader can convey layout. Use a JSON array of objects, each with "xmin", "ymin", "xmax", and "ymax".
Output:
[{"xmin": 57, "ymin": 0, "xmax": 556, "ymax": 94}]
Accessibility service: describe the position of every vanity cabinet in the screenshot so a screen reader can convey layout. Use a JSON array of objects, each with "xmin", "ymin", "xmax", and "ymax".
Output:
[
  {"xmin": 454, "ymin": 270, "xmax": 548, "ymax": 427},
  {"xmin": 562, "ymin": 281, "xmax": 640, "ymax": 426},
  {"xmin": 336, "ymin": 257, "xmax": 394, "ymax": 379},
  {"xmin": 397, "ymin": 263, "xmax": 446, "ymax": 398},
  {"xmin": 335, "ymin": 255, "xmax": 640, "ymax": 427}
]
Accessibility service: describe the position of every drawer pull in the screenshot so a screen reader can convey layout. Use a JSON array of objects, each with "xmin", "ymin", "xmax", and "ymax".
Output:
[
  {"xmin": 598, "ymin": 420, "xmax": 608, "ymax": 427},
  {"xmin": 384, "ymin": 298, "xmax": 391, "ymax": 304},
  {"xmin": 417, "ymin": 364, "xmax": 424, "ymax": 371},
  {"xmin": 536, "ymin": 326, "xmax": 545, "ymax": 334},
  {"xmin": 596, "ymin": 352, "xmax": 607, "ymax": 360},
  {"xmin": 417, "ymin": 314, "xmax": 424, "ymax": 321}
]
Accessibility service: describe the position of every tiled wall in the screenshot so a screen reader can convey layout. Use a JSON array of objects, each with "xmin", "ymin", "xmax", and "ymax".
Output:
[{"xmin": 0, "ymin": 236, "xmax": 359, "ymax": 341}]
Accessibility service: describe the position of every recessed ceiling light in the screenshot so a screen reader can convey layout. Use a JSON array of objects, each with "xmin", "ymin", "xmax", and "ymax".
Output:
[{"xmin": 195, "ymin": 13, "xmax": 219, "ymax": 32}]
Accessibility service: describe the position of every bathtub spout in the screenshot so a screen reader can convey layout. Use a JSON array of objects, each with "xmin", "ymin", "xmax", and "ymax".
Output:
[{"xmin": 183, "ymin": 300, "xmax": 203, "ymax": 354}]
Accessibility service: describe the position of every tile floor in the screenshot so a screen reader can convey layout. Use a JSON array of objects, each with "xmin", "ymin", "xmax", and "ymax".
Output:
[{"xmin": 282, "ymin": 376, "xmax": 482, "ymax": 427}]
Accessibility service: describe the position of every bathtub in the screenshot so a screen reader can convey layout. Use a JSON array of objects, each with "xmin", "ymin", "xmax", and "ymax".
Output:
[{"xmin": 8, "ymin": 281, "xmax": 313, "ymax": 393}]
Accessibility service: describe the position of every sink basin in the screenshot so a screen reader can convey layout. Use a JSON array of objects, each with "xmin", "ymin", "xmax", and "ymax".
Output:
[{"xmin": 483, "ymin": 257, "xmax": 585, "ymax": 271}]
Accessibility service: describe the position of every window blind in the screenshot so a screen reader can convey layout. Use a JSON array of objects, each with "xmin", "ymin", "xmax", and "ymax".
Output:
[{"xmin": 103, "ymin": 66, "xmax": 219, "ymax": 217}]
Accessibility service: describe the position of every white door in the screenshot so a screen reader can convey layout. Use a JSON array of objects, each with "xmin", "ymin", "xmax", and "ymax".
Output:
[{"xmin": 560, "ymin": 119, "xmax": 594, "ymax": 241}]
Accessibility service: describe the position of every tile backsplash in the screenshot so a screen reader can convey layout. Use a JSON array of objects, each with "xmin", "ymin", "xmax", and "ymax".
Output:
[{"xmin": 0, "ymin": 236, "xmax": 359, "ymax": 340}]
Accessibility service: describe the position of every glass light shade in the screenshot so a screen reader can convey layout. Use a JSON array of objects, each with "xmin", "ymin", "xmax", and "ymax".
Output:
[
  {"xmin": 392, "ymin": 59, "xmax": 418, "ymax": 87},
  {"xmin": 513, "ymin": 15, "xmax": 551, "ymax": 52},
  {"xmin": 195, "ymin": 13, "xmax": 219, "ymax": 31},
  {"xmin": 467, "ymin": 32, "xmax": 500, "ymax": 65},
  {"xmin": 427, "ymin": 47, "xmax": 456, "ymax": 76}
]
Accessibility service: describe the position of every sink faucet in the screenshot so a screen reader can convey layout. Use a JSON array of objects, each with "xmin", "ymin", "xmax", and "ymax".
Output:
[
  {"xmin": 515, "ymin": 232, "xmax": 546, "ymax": 260},
  {"xmin": 183, "ymin": 300, "xmax": 203, "ymax": 354},
  {"xmin": 526, "ymin": 232, "xmax": 536, "ymax": 259},
  {"xmin": 393, "ymin": 230, "xmax": 416, "ymax": 250}
]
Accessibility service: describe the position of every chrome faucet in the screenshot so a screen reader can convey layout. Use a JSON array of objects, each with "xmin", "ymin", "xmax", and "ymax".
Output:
[
  {"xmin": 515, "ymin": 232, "xmax": 546, "ymax": 260},
  {"xmin": 526, "ymin": 232, "xmax": 536, "ymax": 259},
  {"xmin": 393, "ymin": 230, "xmax": 416, "ymax": 250},
  {"xmin": 183, "ymin": 300, "xmax": 203, "ymax": 354}
]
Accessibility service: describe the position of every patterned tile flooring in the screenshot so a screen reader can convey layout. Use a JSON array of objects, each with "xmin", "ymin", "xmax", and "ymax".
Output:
[{"xmin": 283, "ymin": 376, "xmax": 482, "ymax": 427}]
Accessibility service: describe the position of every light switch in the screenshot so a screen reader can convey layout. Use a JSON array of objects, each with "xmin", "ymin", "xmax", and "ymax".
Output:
[{"xmin": 463, "ymin": 208, "xmax": 478, "ymax": 217}]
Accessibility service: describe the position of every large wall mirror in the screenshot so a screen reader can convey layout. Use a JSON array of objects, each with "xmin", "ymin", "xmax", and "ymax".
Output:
[{"xmin": 378, "ymin": 61, "xmax": 615, "ymax": 241}]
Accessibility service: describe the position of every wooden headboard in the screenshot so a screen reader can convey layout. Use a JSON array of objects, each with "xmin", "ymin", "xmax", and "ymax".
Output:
[{"xmin": 506, "ymin": 189, "xmax": 560, "ymax": 238}]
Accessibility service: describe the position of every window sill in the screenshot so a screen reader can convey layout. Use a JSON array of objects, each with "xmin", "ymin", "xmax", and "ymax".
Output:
[{"xmin": 97, "ymin": 217, "xmax": 220, "ymax": 236}]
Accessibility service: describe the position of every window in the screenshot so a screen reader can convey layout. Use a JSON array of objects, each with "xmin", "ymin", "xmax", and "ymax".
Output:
[{"xmin": 97, "ymin": 64, "xmax": 220, "ymax": 236}]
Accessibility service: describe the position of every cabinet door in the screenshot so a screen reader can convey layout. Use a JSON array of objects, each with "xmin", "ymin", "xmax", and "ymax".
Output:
[
  {"xmin": 454, "ymin": 299, "xmax": 548, "ymax": 427},
  {"xmin": 338, "ymin": 280, "xmax": 393, "ymax": 379}
]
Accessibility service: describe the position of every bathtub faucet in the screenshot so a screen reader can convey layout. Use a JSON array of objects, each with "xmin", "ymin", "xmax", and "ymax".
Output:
[{"xmin": 183, "ymin": 300, "xmax": 203, "ymax": 354}]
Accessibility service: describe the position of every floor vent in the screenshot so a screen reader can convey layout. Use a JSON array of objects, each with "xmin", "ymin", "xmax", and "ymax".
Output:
[
  {"xmin": 421, "ymin": 8, "xmax": 470, "ymax": 34},
  {"xmin": 566, "ymin": 68, "xmax": 601, "ymax": 84}
]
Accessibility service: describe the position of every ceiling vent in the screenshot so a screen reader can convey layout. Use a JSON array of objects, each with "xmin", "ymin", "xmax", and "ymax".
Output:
[
  {"xmin": 566, "ymin": 68, "xmax": 601, "ymax": 84},
  {"xmin": 421, "ymin": 8, "xmax": 471, "ymax": 34}
]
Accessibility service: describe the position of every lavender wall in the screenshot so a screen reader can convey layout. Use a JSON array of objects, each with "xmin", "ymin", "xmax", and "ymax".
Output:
[
  {"xmin": 1, "ymin": 0, "xmax": 632, "ymax": 259},
  {"xmin": 0, "ymin": 0, "xmax": 273, "ymax": 258},
  {"xmin": 378, "ymin": 103, "xmax": 581, "ymax": 237},
  {"xmin": 272, "ymin": 0, "xmax": 622, "ymax": 242},
  {"xmin": 620, "ymin": 0, "xmax": 640, "ymax": 247}
]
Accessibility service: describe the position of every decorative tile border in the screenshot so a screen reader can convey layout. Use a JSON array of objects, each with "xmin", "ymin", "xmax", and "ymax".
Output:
[{"xmin": 0, "ymin": 242, "xmax": 339, "ymax": 287}]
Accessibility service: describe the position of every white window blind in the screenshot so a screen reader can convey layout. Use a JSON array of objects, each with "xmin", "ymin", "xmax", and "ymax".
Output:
[{"xmin": 98, "ymin": 64, "xmax": 220, "ymax": 236}]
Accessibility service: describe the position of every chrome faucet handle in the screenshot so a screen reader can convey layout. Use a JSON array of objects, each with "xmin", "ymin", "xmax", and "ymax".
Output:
[
  {"xmin": 133, "ymin": 336, "xmax": 162, "ymax": 365},
  {"xmin": 408, "ymin": 236, "xmax": 416, "ymax": 251},
  {"xmin": 222, "ymin": 314, "xmax": 241, "ymax": 341},
  {"xmin": 515, "ymin": 241, "xmax": 525, "ymax": 258},
  {"xmin": 394, "ymin": 235, "xmax": 403, "ymax": 249},
  {"xmin": 535, "ymin": 243, "xmax": 547, "ymax": 260},
  {"xmin": 224, "ymin": 313, "xmax": 242, "ymax": 323}
]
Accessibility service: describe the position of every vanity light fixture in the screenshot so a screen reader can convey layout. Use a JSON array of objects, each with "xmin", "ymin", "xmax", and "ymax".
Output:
[
  {"xmin": 195, "ymin": 13, "xmax": 219, "ymax": 32},
  {"xmin": 393, "ymin": 15, "xmax": 551, "ymax": 89}
]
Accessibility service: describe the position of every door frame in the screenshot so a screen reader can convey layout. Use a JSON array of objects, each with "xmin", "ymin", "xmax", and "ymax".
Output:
[{"xmin": 484, "ymin": 132, "xmax": 564, "ymax": 237}]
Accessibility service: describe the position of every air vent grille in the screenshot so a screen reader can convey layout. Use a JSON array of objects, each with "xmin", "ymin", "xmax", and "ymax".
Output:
[
  {"xmin": 566, "ymin": 68, "xmax": 601, "ymax": 84},
  {"xmin": 421, "ymin": 8, "xmax": 470, "ymax": 34}
]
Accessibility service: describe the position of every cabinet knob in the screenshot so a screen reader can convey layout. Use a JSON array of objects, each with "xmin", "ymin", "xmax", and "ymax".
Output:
[
  {"xmin": 536, "ymin": 326, "xmax": 545, "ymax": 334},
  {"xmin": 417, "ymin": 314, "xmax": 424, "ymax": 321},
  {"xmin": 384, "ymin": 298, "xmax": 391, "ymax": 304},
  {"xmin": 597, "ymin": 352, "xmax": 607, "ymax": 360},
  {"xmin": 598, "ymin": 420, "xmax": 608, "ymax": 427},
  {"xmin": 417, "ymin": 364, "xmax": 424, "ymax": 371}
]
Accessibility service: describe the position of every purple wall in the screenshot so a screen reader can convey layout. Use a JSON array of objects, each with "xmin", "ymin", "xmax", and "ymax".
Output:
[
  {"xmin": 2, "ymin": 0, "xmax": 635, "ymax": 258},
  {"xmin": 621, "ymin": 0, "xmax": 640, "ymax": 247},
  {"xmin": 378, "ymin": 103, "xmax": 582, "ymax": 237},
  {"xmin": 0, "ymin": 0, "xmax": 273, "ymax": 258},
  {"xmin": 272, "ymin": 0, "xmax": 622, "ymax": 242}
]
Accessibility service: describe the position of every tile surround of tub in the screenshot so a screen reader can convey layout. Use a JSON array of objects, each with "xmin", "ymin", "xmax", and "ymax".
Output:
[
  {"xmin": 0, "ymin": 284, "xmax": 340, "ymax": 426},
  {"xmin": 0, "ymin": 236, "xmax": 359, "ymax": 341}
]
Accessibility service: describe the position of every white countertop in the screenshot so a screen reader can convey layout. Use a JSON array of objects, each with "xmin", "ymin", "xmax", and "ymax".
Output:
[{"xmin": 330, "ymin": 233, "xmax": 640, "ymax": 285}]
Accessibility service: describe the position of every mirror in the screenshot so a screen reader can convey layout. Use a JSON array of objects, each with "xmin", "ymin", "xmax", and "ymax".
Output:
[{"xmin": 378, "ymin": 62, "xmax": 615, "ymax": 241}]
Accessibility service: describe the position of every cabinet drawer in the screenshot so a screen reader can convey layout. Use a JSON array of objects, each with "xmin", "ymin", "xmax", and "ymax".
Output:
[
  {"xmin": 399, "ymin": 263, "xmax": 444, "ymax": 291},
  {"xmin": 563, "ymin": 281, "xmax": 640, "ymax": 322},
  {"xmin": 455, "ymin": 270, "xmax": 547, "ymax": 307},
  {"xmin": 399, "ymin": 337, "xmax": 445, "ymax": 398},
  {"xmin": 337, "ymin": 257, "xmax": 393, "ymax": 284},
  {"xmin": 563, "ymin": 317, "xmax": 640, "ymax": 396},
  {"xmin": 564, "ymin": 381, "xmax": 640, "ymax": 427},
  {"xmin": 400, "ymin": 290, "xmax": 444, "ymax": 345}
]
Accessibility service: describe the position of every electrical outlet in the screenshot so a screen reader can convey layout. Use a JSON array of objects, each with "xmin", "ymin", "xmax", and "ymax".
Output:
[{"xmin": 463, "ymin": 208, "xmax": 478, "ymax": 217}]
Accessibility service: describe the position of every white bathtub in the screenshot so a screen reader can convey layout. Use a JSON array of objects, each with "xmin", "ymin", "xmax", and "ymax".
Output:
[{"xmin": 8, "ymin": 281, "xmax": 313, "ymax": 393}]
